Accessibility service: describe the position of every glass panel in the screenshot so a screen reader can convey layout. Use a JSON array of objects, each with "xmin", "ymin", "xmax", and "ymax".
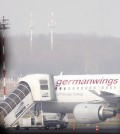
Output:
[
  {"xmin": 0, "ymin": 82, "xmax": 31, "ymax": 118},
  {"xmin": 39, "ymin": 80, "xmax": 48, "ymax": 85},
  {"xmin": 0, "ymin": 103, "xmax": 11, "ymax": 115},
  {"xmin": 19, "ymin": 82, "xmax": 31, "ymax": 91},
  {"xmin": 40, "ymin": 85, "xmax": 48, "ymax": 90},
  {"xmin": 4, "ymin": 98, "xmax": 16, "ymax": 109},
  {"xmin": 9, "ymin": 94, "xmax": 20, "ymax": 104},
  {"xmin": 0, "ymin": 108, "xmax": 7, "ymax": 117},
  {"xmin": 17, "ymin": 85, "xmax": 29, "ymax": 96},
  {"xmin": 13, "ymin": 89, "xmax": 25, "ymax": 100}
]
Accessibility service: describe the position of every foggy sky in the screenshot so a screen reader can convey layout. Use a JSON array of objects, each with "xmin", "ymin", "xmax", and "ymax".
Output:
[
  {"xmin": 1, "ymin": 0, "xmax": 120, "ymax": 78},
  {"xmin": 6, "ymin": 34, "xmax": 120, "ymax": 77},
  {"xmin": 0, "ymin": 0, "xmax": 120, "ymax": 37}
]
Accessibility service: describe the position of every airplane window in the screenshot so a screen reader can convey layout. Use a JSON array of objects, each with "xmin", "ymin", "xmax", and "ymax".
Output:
[
  {"xmin": 77, "ymin": 87, "xmax": 79, "ymax": 90},
  {"xmin": 110, "ymin": 86, "xmax": 112, "ymax": 89},
  {"xmin": 85, "ymin": 87, "xmax": 87, "ymax": 90},
  {"xmin": 73, "ymin": 87, "xmax": 75, "ymax": 90},
  {"xmin": 81, "ymin": 87, "xmax": 83, "ymax": 90},
  {"xmin": 93, "ymin": 86, "xmax": 96, "ymax": 89},
  {"xmin": 89, "ymin": 87, "xmax": 91, "ymax": 90},
  {"xmin": 64, "ymin": 87, "xmax": 66, "ymax": 90},
  {"xmin": 68, "ymin": 87, "xmax": 70, "ymax": 90},
  {"xmin": 59, "ymin": 87, "xmax": 61, "ymax": 90},
  {"xmin": 102, "ymin": 86, "xmax": 104, "ymax": 90},
  {"xmin": 114, "ymin": 86, "xmax": 116, "ymax": 89},
  {"xmin": 40, "ymin": 80, "xmax": 48, "ymax": 90},
  {"xmin": 106, "ymin": 86, "xmax": 108, "ymax": 89},
  {"xmin": 39, "ymin": 80, "xmax": 48, "ymax": 85},
  {"xmin": 40, "ymin": 85, "xmax": 48, "ymax": 90},
  {"xmin": 55, "ymin": 87, "xmax": 57, "ymax": 90}
]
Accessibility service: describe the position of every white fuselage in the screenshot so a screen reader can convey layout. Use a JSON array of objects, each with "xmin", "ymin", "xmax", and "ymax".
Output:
[
  {"xmin": 54, "ymin": 74, "xmax": 120, "ymax": 102},
  {"xmin": 2, "ymin": 74, "xmax": 120, "ymax": 127},
  {"xmin": 39, "ymin": 74, "xmax": 120, "ymax": 113}
]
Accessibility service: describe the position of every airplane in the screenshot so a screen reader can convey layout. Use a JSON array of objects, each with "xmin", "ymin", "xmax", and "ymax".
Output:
[{"xmin": 0, "ymin": 73, "xmax": 120, "ymax": 127}]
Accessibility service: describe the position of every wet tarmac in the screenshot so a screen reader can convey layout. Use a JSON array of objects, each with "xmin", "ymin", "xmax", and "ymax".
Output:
[{"xmin": 1, "ymin": 126, "xmax": 120, "ymax": 134}]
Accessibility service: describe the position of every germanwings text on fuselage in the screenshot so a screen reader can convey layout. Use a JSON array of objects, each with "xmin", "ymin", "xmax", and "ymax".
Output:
[{"xmin": 56, "ymin": 78, "xmax": 118, "ymax": 87}]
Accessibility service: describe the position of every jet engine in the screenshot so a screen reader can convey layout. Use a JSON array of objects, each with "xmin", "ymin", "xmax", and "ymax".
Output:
[{"xmin": 73, "ymin": 104, "xmax": 117, "ymax": 124}]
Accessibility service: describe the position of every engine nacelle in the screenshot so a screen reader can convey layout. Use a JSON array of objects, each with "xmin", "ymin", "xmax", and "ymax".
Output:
[{"xmin": 73, "ymin": 104, "xmax": 117, "ymax": 124}]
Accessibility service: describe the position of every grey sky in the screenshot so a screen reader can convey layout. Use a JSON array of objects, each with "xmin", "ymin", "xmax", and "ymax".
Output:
[{"xmin": 0, "ymin": 0, "xmax": 120, "ymax": 37}]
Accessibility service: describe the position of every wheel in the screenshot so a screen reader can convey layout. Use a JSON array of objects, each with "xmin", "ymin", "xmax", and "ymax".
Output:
[
  {"xmin": 16, "ymin": 125, "xmax": 20, "ymax": 130},
  {"xmin": 25, "ymin": 127, "xmax": 29, "ymax": 130},
  {"xmin": 45, "ymin": 126, "xmax": 49, "ymax": 130},
  {"xmin": 56, "ymin": 124, "xmax": 61, "ymax": 129}
]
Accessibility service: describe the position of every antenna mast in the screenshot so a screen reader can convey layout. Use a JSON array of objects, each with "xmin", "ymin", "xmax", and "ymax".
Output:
[
  {"xmin": 30, "ymin": 12, "xmax": 33, "ymax": 53},
  {"xmin": 48, "ymin": 12, "xmax": 56, "ymax": 51},
  {"xmin": 0, "ymin": 16, "xmax": 9, "ymax": 99}
]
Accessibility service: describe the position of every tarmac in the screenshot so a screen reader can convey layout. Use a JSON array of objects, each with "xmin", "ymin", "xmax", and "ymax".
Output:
[{"xmin": 1, "ymin": 126, "xmax": 120, "ymax": 134}]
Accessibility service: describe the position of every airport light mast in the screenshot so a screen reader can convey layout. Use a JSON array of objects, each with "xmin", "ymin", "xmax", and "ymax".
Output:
[
  {"xmin": 29, "ymin": 12, "xmax": 33, "ymax": 53},
  {"xmin": 48, "ymin": 12, "xmax": 56, "ymax": 51},
  {"xmin": 0, "ymin": 16, "xmax": 9, "ymax": 99}
]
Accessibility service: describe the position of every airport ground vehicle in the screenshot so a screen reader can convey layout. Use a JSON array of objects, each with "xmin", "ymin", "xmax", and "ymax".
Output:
[
  {"xmin": 15, "ymin": 112, "xmax": 68, "ymax": 130},
  {"xmin": 44, "ymin": 120, "xmax": 68, "ymax": 129},
  {"xmin": 15, "ymin": 117, "xmax": 42, "ymax": 130}
]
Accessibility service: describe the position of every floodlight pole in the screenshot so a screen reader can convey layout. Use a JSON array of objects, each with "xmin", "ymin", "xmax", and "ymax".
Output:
[
  {"xmin": 48, "ymin": 12, "xmax": 56, "ymax": 51},
  {"xmin": 0, "ymin": 16, "xmax": 9, "ymax": 99},
  {"xmin": 30, "ymin": 12, "xmax": 33, "ymax": 53}
]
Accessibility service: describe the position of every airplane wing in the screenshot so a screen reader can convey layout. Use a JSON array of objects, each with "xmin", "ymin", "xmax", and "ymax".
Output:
[
  {"xmin": 89, "ymin": 90, "xmax": 120, "ymax": 100},
  {"xmin": 89, "ymin": 90, "xmax": 120, "ymax": 112}
]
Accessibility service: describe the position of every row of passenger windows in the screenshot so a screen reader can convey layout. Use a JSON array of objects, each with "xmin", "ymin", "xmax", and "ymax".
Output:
[{"xmin": 55, "ymin": 86, "xmax": 117, "ymax": 90}]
